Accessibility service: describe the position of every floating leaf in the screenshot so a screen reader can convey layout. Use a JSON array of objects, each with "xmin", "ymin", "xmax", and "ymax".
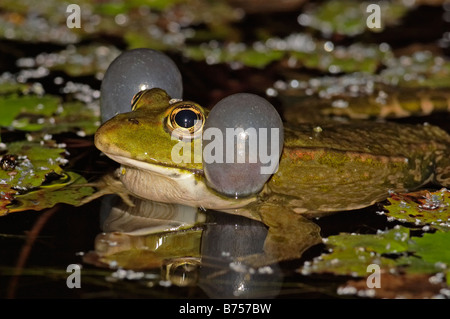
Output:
[
  {"xmin": 301, "ymin": 224, "xmax": 450, "ymax": 298},
  {"xmin": 0, "ymin": 0, "xmax": 241, "ymax": 47},
  {"xmin": 0, "ymin": 184, "xmax": 17, "ymax": 212},
  {"xmin": 380, "ymin": 51, "xmax": 450, "ymax": 88},
  {"xmin": 338, "ymin": 234, "xmax": 450, "ymax": 298},
  {"xmin": 289, "ymin": 42, "xmax": 390, "ymax": 74},
  {"xmin": 24, "ymin": 44, "xmax": 121, "ymax": 77},
  {"xmin": 94, "ymin": 0, "xmax": 184, "ymax": 15},
  {"xmin": 0, "ymin": 94, "xmax": 60, "ymax": 127},
  {"xmin": 300, "ymin": 0, "xmax": 411, "ymax": 36},
  {"xmin": 384, "ymin": 188, "xmax": 450, "ymax": 228},
  {"xmin": 0, "ymin": 74, "xmax": 29, "ymax": 95},
  {"xmin": 14, "ymin": 101, "xmax": 100, "ymax": 135},
  {"xmin": 301, "ymin": 226, "xmax": 411, "ymax": 277},
  {"xmin": 5, "ymin": 171, "xmax": 95, "ymax": 214},
  {"xmin": 327, "ymin": 226, "xmax": 411, "ymax": 254},
  {"xmin": 410, "ymin": 231, "xmax": 450, "ymax": 265},
  {"xmin": 0, "ymin": 138, "xmax": 96, "ymax": 215},
  {"xmin": 185, "ymin": 35, "xmax": 390, "ymax": 72},
  {"xmin": 185, "ymin": 45, "xmax": 284, "ymax": 69},
  {"xmin": 0, "ymin": 90, "xmax": 100, "ymax": 134},
  {"xmin": 278, "ymin": 68, "xmax": 450, "ymax": 121},
  {"xmin": 0, "ymin": 140, "xmax": 66, "ymax": 191}
]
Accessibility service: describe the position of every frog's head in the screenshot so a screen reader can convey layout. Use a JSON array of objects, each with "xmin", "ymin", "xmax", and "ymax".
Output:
[
  {"xmin": 95, "ymin": 88, "xmax": 250, "ymax": 210},
  {"xmin": 95, "ymin": 88, "xmax": 205, "ymax": 173},
  {"xmin": 95, "ymin": 88, "xmax": 283, "ymax": 211}
]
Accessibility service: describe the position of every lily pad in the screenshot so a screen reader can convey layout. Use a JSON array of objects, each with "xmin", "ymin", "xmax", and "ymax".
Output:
[
  {"xmin": 301, "ymin": 226, "xmax": 411, "ymax": 277},
  {"xmin": 380, "ymin": 51, "xmax": 450, "ymax": 88},
  {"xmin": 300, "ymin": 224, "xmax": 450, "ymax": 297},
  {"xmin": 289, "ymin": 42, "xmax": 390, "ymax": 74},
  {"xmin": 0, "ymin": 94, "xmax": 60, "ymax": 127},
  {"xmin": 0, "ymin": 184, "xmax": 17, "ymax": 212},
  {"xmin": 185, "ymin": 35, "xmax": 391, "ymax": 72},
  {"xmin": 6, "ymin": 171, "xmax": 95, "ymax": 214},
  {"xmin": 0, "ymin": 0, "xmax": 241, "ymax": 48},
  {"xmin": 0, "ymin": 138, "xmax": 96, "ymax": 215},
  {"xmin": 0, "ymin": 89, "xmax": 100, "ymax": 135},
  {"xmin": 383, "ymin": 188, "xmax": 450, "ymax": 228},
  {"xmin": 185, "ymin": 44, "xmax": 285, "ymax": 69},
  {"xmin": 337, "ymin": 232, "xmax": 450, "ymax": 298},
  {"xmin": 0, "ymin": 73, "xmax": 29, "ymax": 95},
  {"xmin": 410, "ymin": 231, "xmax": 450, "ymax": 265},
  {"xmin": 14, "ymin": 101, "xmax": 100, "ymax": 135},
  {"xmin": 0, "ymin": 140, "xmax": 66, "ymax": 191},
  {"xmin": 278, "ymin": 64, "xmax": 450, "ymax": 121},
  {"xmin": 24, "ymin": 44, "xmax": 121, "ymax": 77},
  {"xmin": 299, "ymin": 0, "xmax": 411, "ymax": 37}
]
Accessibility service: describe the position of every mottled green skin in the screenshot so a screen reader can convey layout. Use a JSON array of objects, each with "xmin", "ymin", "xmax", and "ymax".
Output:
[{"xmin": 265, "ymin": 121, "xmax": 450, "ymax": 215}]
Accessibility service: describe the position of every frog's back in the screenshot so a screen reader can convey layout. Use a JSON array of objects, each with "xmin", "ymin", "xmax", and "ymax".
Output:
[{"xmin": 267, "ymin": 121, "xmax": 450, "ymax": 215}]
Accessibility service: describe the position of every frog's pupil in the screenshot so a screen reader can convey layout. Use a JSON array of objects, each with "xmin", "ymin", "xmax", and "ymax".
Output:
[{"xmin": 175, "ymin": 109, "xmax": 197, "ymax": 128}]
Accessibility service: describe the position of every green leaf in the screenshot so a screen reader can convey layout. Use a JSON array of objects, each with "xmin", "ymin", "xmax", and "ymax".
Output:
[
  {"xmin": 185, "ymin": 45, "xmax": 284, "ymax": 69},
  {"xmin": 0, "ymin": 140, "xmax": 66, "ymax": 191},
  {"xmin": 380, "ymin": 51, "xmax": 450, "ymax": 88},
  {"xmin": 301, "ymin": 224, "xmax": 450, "ymax": 286},
  {"xmin": 0, "ymin": 184, "xmax": 17, "ymax": 213},
  {"xmin": 234, "ymin": 49, "xmax": 284, "ymax": 68},
  {"xmin": 15, "ymin": 101, "xmax": 101, "ymax": 135},
  {"xmin": 289, "ymin": 42, "xmax": 388, "ymax": 74},
  {"xmin": 301, "ymin": 226, "xmax": 411, "ymax": 277},
  {"xmin": 0, "ymin": 92, "xmax": 100, "ymax": 134},
  {"xmin": 410, "ymin": 231, "xmax": 450, "ymax": 265},
  {"xmin": 394, "ymin": 254, "xmax": 444, "ymax": 275},
  {"xmin": 0, "ymin": 95, "xmax": 60, "ymax": 127},
  {"xmin": 54, "ymin": 101, "xmax": 100, "ymax": 135},
  {"xmin": 384, "ymin": 188, "xmax": 450, "ymax": 229},
  {"xmin": 0, "ymin": 139, "xmax": 95, "ymax": 215},
  {"xmin": 6, "ymin": 171, "xmax": 95, "ymax": 214},
  {"xmin": 301, "ymin": 0, "xmax": 411, "ymax": 36},
  {"xmin": 326, "ymin": 226, "xmax": 411, "ymax": 254},
  {"xmin": 0, "ymin": 76, "xmax": 28, "ymax": 95},
  {"xmin": 303, "ymin": 247, "xmax": 397, "ymax": 277},
  {"xmin": 447, "ymin": 270, "xmax": 450, "ymax": 286},
  {"xmin": 31, "ymin": 44, "xmax": 121, "ymax": 77}
]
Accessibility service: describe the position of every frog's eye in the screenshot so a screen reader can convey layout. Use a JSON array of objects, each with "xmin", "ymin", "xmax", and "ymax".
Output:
[{"xmin": 166, "ymin": 103, "xmax": 205, "ymax": 140}]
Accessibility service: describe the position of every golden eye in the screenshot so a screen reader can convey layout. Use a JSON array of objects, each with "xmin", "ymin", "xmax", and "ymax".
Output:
[{"xmin": 166, "ymin": 102, "xmax": 205, "ymax": 140}]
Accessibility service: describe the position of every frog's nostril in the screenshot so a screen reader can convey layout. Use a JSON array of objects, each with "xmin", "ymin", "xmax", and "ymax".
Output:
[{"xmin": 128, "ymin": 118, "xmax": 139, "ymax": 124}]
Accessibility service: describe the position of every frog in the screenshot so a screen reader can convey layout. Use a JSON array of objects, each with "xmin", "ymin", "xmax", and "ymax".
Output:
[{"xmin": 94, "ymin": 87, "xmax": 450, "ymax": 265}]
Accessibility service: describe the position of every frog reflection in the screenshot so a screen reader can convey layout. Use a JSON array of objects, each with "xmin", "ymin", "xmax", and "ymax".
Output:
[{"xmin": 85, "ymin": 195, "xmax": 284, "ymax": 298}]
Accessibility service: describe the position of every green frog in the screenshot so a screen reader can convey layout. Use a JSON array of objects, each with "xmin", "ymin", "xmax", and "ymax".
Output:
[{"xmin": 94, "ymin": 88, "xmax": 450, "ymax": 264}]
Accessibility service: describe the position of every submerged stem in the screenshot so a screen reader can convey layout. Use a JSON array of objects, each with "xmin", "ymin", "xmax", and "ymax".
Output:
[{"xmin": 7, "ymin": 206, "xmax": 59, "ymax": 299}]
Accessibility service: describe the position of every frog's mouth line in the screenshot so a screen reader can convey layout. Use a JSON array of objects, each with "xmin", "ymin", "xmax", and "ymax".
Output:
[{"xmin": 103, "ymin": 153, "xmax": 200, "ymax": 178}]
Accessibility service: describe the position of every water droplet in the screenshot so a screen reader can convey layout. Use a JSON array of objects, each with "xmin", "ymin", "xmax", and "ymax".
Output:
[{"xmin": 323, "ymin": 41, "xmax": 334, "ymax": 52}]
